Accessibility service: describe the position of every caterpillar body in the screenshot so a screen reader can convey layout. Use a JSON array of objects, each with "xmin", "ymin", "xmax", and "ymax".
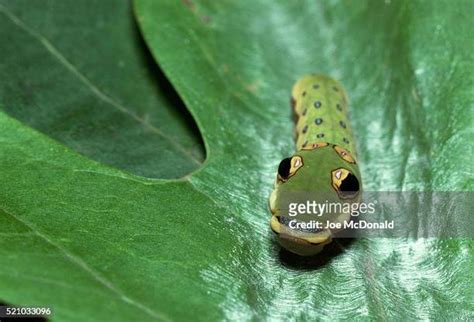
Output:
[{"xmin": 269, "ymin": 75, "xmax": 362, "ymax": 256}]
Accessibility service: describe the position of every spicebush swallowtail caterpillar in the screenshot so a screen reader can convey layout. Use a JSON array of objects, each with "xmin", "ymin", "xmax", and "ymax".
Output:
[{"xmin": 269, "ymin": 75, "xmax": 362, "ymax": 256}]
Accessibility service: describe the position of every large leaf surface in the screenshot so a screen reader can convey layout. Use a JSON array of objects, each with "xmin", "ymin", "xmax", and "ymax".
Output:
[
  {"xmin": 0, "ymin": 0, "xmax": 204, "ymax": 179},
  {"xmin": 133, "ymin": 0, "xmax": 473, "ymax": 319},
  {"xmin": 0, "ymin": 0, "xmax": 473, "ymax": 321}
]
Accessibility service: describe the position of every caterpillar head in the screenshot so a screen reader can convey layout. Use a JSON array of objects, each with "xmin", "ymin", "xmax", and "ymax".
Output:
[{"xmin": 269, "ymin": 144, "xmax": 362, "ymax": 256}]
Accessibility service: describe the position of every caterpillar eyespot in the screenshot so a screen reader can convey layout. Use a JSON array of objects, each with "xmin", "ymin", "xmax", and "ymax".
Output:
[
  {"xmin": 269, "ymin": 75, "xmax": 362, "ymax": 256},
  {"xmin": 277, "ymin": 156, "xmax": 303, "ymax": 182},
  {"xmin": 331, "ymin": 168, "xmax": 360, "ymax": 199}
]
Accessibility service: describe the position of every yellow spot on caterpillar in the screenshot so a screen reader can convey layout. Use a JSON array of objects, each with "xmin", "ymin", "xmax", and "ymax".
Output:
[
  {"xmin": 290, "ymin": 156, "xmax": 303, "ymax": 174},
  {"xmin": 334, "ymin": 145, "xmax": 356, "ymax": 164},
  {"xmin": 270, "ymin": 216, "xmax": 281, "ymax": 234},
  {"xmin": 301, "ymin": 141, "xmax": 329, "ymax": 150},
  {"xmin": 305, "ymin": 231, "xmax": 332, "ymax": 245},
  {"xmin": 269, "ymin": 189, "xmax": 277, "ymax": 214},
  {"xmin": 331, "ymin": 168, "xmax": 351, "ymax": 193}
]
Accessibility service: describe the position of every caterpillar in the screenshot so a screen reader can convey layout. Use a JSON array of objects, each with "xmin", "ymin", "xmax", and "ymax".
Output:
[{"xmin": 269, "ymin": 75, "xmax": 362, "ymax": 256}]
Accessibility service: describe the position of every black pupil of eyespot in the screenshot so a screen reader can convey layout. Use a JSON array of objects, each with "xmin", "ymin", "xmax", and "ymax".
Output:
[
  {"xmin": 340, "ymin": 173, "xmax": 359, "ymax": 195},
  {"xmin": 278, "ymin": 157, "xmax": 292, "ymax": 179}
]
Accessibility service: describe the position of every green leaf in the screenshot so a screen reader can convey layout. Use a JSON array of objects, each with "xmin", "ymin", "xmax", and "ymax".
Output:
[
  {"xmin": 0, "ymin": 0, "xmax": 204, "ymax": 179},
  {"xmin": 0, "ymin": 0, "xmax": 472, "ymax": 321}
]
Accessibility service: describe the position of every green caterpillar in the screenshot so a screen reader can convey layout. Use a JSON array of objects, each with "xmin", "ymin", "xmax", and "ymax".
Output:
[{"xmin": 269, "ymin": 75, "xmax": 362, "ymax": 256}]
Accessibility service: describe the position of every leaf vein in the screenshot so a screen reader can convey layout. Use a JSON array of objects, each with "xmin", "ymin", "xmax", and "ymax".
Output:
[
  {"xmin": 0, "ymin": 4, "xmax": 201, "ymax": 166},
  {"xmin": 0, "ymin": 207, "xmax": 170, "ymax": 321}
]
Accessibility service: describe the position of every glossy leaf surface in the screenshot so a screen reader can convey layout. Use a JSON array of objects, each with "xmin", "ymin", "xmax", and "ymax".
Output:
[{"xmin": 0, "ymin": 0, "xmax": 472, "ymax": 320}]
